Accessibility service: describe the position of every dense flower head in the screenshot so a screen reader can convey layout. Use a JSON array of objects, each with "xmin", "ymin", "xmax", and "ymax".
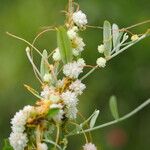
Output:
[
  {"xmin": 63, "ymin": 58, "xmax": 86, "ymax": 78},
  {"xmin": 96, "ymin": 57, "xmax": 106, "ymax": 68},
  {"xmin": 9, "ymin": 132, "xmax": 28, "ymax": 150},
  {"xmin": 61, "ymin": 90, "xmax": 78, "ymax": 106},
  {"xmin": 73, "ymin": 36, "xmax": 85, "ymax": 52},
  {"xmin": 73, "ymin": 10, "xmax": 88, "ymax": 27},
  {"xmin": 67, "ymin": 29, "xmax": 77, "ymax": 40},
  {"xmin": 11, "ymin": 105, "xmax": 34, "ymax": 133},
  {"xmin": 9, "ymin": 105, "xmax": 34, "ymax": 150},
  {"xmin": 83, "ymin": 143, "xmax": 97, "ymax": 150},
  {"xmin": 98, "ymin": 44, "xmax": 105, "ymax": 53},
  {"xmin": 69, "ymin": 80, "xmax": 86, "ymax": 95},
  {"xmin": 61, "ymin": 90, "xmax": 78, "ymax": 119}
]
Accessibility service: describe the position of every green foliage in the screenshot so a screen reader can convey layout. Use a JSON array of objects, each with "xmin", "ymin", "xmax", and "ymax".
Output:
[
  {"xmin": 103, "ymin": 20, "xmax": 112, "ymax": 57},
  {"xmin": 109, "ymin": 95, "xmax": 119, "ymax": 120},
  {"xmin": 90, "ymin": 110, "xmax": 100, "ymax": 128},
  {"xmin": 40, "ymin": 50, "xmax": 49, "ymax": 79},
  {"xmin": 57, "ymin": 26, "xmax": 73, "ymax": 64},
  {"xmin": 47, "ymin": 108, "xmax": 60, "ymax": 118},
  {"xmin": 2, "ymin": 139, "xmax": 13, "ymax": 150}
]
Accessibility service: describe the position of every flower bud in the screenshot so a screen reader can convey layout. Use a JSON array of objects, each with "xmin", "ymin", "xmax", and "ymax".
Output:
[
  {"xmin": 98, "ymin": 44, "xmax": 105, "ymax": 53},
  {"xmin": 43, "ymin": 73, "xmax": 52, "ymax": 82},
  {"xmin": 131, "ymin": 34, "xmax": 139, "ymax": 41},
  {"xmin": 96, "ymin": 57, "xmax": 106, "ymax": 68}
]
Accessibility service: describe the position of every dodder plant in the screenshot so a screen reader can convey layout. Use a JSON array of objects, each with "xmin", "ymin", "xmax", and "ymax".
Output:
[{"xmin": 3, "ymin": 1, "xmax": 150, "ymax": 150}]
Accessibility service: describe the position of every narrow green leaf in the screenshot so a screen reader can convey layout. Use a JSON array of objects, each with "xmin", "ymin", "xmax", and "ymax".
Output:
[
  {"xmin": 112, "ymin": 24, "xmax": 119, "ymax": 48},
  {"xmin": 40, "ymin": 50, "xmax": 49, "ymax": 79},
  {"xmin": 47, "ymin": 108, "xmax": 59, "ymax": 118},
  {"xmin": 103, "ymin": 20, "xmax": 112, "ymax": 57},
  {"xmin": 122, "ymin": 33, "xmax": 129, "ymax": 43},
  {"xmin": 57, "ymin": 26, "xmax": 72, "ymax": 64},
  {"xmin": 2, "ymin": 139, "xmax": 13, "ymax": 150},
  {"xmin": 90, "ymin": 110, "xmax": 100, "ymax": 128},
  {"xmin": 115, "ymin": 31, "xmax": 124, "ymax": 52},
  {"xmin": 109, "ymin": 96, "xmax": 119, "ymax": 120}
]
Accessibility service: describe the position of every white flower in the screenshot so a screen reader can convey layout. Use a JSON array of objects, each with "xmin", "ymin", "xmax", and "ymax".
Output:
[
  {"xmin": 67, "ymin": 29, "xmax": 77, "ymax": 40},
  {"xmin": 11, "ymin": 105, "xmax": 33, "ymax": 133},
  {"xmin": 69, "ymin": 80, "xmax": 86, "ymax": 95},
  {"xmin": 61, "ymin": 91, "xmax": 78, "ymax": 106},
  {"xmin": 73, "ymin": 36, "xmax": 85, "ymax": 52},
  {"xmin": 63, "ymin": 59, "xmax": 85, "ymax": 78},
  {"xmin": 41, "ymin": 86, "xmax": 55, "ymax": 100},
  {"xmin": 98, "ymin": 44, "xmax": 105, "ymax": 53},
  {"xmin": 11, "ymin": 110, "xmax": 26, "ymax": 133},
  {"xmin": 73, "ymin": 49, "xmax": 80, "ymax": 56},
  {"xmin": 96, "ymin": 57, "xmax": 106, "ymax": 68},
  {"xmin": 77, "ymin": 58, "xmax": 86, "ymax": 66},
  {"xmin": 56, "ymin": 79, "xmax": 65, "ymax": 88},
  {"xmin": 83, "ymin": 143, "xmax": 97, "ymax": 150},
  {"xmin": 43, "ymin": 73, "xmax": 52, "ymax": 82},
  {"xmin": 66, "ymin": 105, "xmax": 78, "ymax": 119},
  {"xmin": 131, "ymin": 34, "xmax": 139, "ymax": 41},
  {"xmin": 73, "ymin": 10, "xmax": 88, "ymax": 27},
  {"xmin": 9, "ymin": 106, "xmax": 34, "ymax": 150},
  {"xmin": 9, "ymin": 132, "xmax": 28, "ymax": 150},
  {"xmin": 52, "ymin": 48, "xmax": 61, "ymax": 61},
  {"xmin": 38, "ymin": 143, "xmax": 48, "ymax": 150},
  {"xmin": 61, "ymin": 91, "xmax": 78, "ymax": 119}
]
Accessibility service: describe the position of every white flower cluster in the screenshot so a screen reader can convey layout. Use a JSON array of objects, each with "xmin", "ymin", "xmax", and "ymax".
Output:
[
  {"xmin": 69, "ymin": 80, "xmax": 86, "ymax": 95},
  {"xmin": 68, "ymin": 10, "xmax": 87, "ymax": 57},
  {"xmin": 9, "ymin": 105, "xmax": 34, "ymax": 150},
  {"xmin": 41, "ymin": 86, "xmax": 60, "ymax": 103},
  {"xmin": 60, "ymin": 79, "xmax": 85, "ymax": 119},
  {"xmin": 96, "ymin": 57, "xmax": 106, "ymax": 68},
  {"xmin": 61, "ymin": 90, "xmax": 78, "ymax": 119},
  {"xmin": 67, "ymin": 26, "xmax": 85, "ymax": 56},
  {"xmin": 83, "ymin": 143, "xmax": 97, "ymax": 150},
  {"xmin": 73, "ymin": 10, "xmax": 88, "ymax": 28},
  {"xmin": 63, "ymin": 58, "xmax": 86, "ymax": 78}
]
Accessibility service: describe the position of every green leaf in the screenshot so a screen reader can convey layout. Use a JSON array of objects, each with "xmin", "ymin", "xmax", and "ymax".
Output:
[
  {"xmin": 122, "ymin": 33, "xmax": 129, "ymax": 43},
  {"xmin": 115, "ymin": 31, "xmax": 124, "ymax": 51},
  {"xmin": 103, "ymin": 20, "xmax": 112, "ymax": 57},
  {"xmin": 40, "ymin": 50, "xmax": 49, "ymax": 79},
  {"xmin": 2, "ymin": 139, "xmax": 13, "ymax": 150},
  {"xmin": 112, "ymin": 24, "xmax": 119, "ymax": 48},
  {"xmin": 47, "ymin": 108, "xmax": 59, "ymax": 118},
  {"xmin": 90, "ymin": 110, "xmax": 100, "ymax": 128},
  {"xmin": 109, "ymin": 96, "xmax": 119, "ymax": 120},
  {"xmin": 57, "ymin": 26, "xmax": 72, "ymax": 64}
]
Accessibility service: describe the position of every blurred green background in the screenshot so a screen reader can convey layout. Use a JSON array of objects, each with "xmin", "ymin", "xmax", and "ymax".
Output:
[{"xmin": 0, "ymin": 0, "xmax": 150, "ymax": 149}]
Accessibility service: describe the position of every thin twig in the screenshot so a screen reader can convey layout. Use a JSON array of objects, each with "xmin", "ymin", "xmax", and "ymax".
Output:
[{"xmin": 67, "ymin": 98, "xmax": 150, "ymax": 137}]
